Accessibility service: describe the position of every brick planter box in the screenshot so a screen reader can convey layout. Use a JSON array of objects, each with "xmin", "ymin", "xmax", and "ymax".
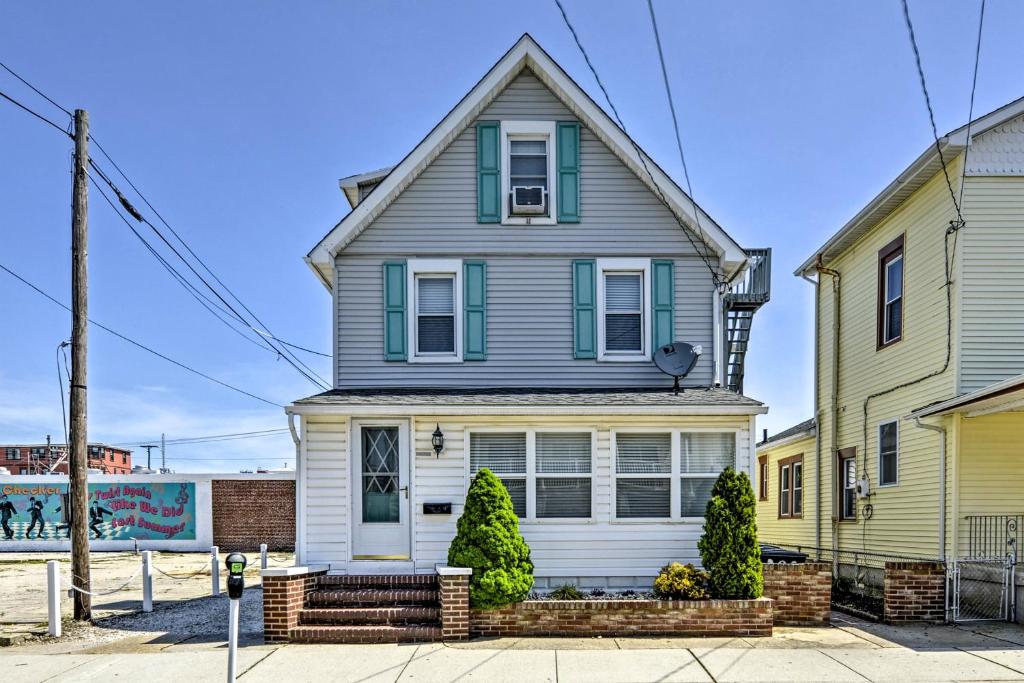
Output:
[
  {"xmin": 762, "ymin": 562, "xmax": 832, "ymax": 626},
  {"xmin": 470, "ymin": 598, "xmax": 772, "ymax": 638}
]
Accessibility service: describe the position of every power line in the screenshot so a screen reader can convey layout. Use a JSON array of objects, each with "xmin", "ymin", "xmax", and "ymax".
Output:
[
  {"xmin": 899, "ymin": 0, "xmax": 964, "ymax": 223},
  {"xmin": 0, "ymin": 88, "xmax": 71, "ymax": 137},
  {"xmin": 958, "ymin": 0, "xmax": 986, "ymax": 209},
  {"xmin": 56, "ymin": 341, "xmax": 70, "ymax": 447},
  {"xmin": 116, "ymin": 428, "xmax": 290, "ymax": 448},
  {"xmin": 553, "ymin": 0, "xmax": 723, "ymax": 289},
  {"xmin": 0, "ymin": 262, "xmax": 284, "ymax": 408},
  {"xmin": 0, "ymin": 60, "xmax": 73, "ymax": 116}
]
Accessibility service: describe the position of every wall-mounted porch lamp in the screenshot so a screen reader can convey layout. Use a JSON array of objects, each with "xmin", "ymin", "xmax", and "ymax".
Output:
[{"xmin": 432, "ymin": 424, "xmax": 445, "ymax": 457}]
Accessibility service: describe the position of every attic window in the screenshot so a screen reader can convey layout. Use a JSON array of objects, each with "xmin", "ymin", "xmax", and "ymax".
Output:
[
  {"xmin": 500, "ymin": 121, "xmax": 557, "ymax": 224},
  {"xmin": 357, "ymin": 181, "xmax": 379, "ymax": 203}
]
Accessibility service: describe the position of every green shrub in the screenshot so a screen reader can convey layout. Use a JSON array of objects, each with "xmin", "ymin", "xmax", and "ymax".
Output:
[
  {"xmin": 447, "ymin": 468, "xmax": 534, "ymax": 609},
  {"xmin": 653, "ymin": 562, "xmax": 710, "ymax": 600},
  {"xmin": 697, "ymin": 467, "xmax": 763, "ymax": 599},
  {"xmin": 549, "ymin": 584, "xmax": 584, "ymax": 600}
]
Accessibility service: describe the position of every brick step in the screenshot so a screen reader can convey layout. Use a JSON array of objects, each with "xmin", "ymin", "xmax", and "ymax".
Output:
[
  {"xmin": 288, "ymin": 624, "xmax": 442, "ymax": 644},
  {"xmin": 299, "ymin": 606, "xmax": 440, "ymax": 625},
  {"xmin": 306, "ymin": 588, "xmax": 439, "ymax": 608},
  {"xmin": 317, "ymin": 574, "xmax": 437, "ymax": 590}
]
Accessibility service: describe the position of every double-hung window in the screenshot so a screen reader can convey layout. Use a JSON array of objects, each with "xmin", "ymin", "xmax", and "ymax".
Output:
[
  {"xmin": 469, "ymin": 430, "xmax": 594, "ymax": 520},
  {"xmin": 408, "ymin": 259, "xmax": 462, "ymax": 362},
  {"xmin": 877, "ymin": 235, "xmax": 904, "ymax": 348},
  {"xmin": 878, "ymin": 420, "xmax": 899, "ymax": 486},
  {"xmin": 614, "ymin": 430, "xmax": 736, "ymax": 520},
  {"xmin": 838, "ymin": 449, "xmax": 857, "ymax": 521},
  {"xmin": 778, "ymin": 455, "xmax": 803, "ymax": 518},
  {"xmin": 500, "ymin": 121, "xmax": 557, "ymax": 224},
  {"xmin": 597, "ymin": 259, "xmax": 651, "ymax": 361},
  {"xmin": 5, "ymin": 448, "xmax": 20, "ymax": 461}
]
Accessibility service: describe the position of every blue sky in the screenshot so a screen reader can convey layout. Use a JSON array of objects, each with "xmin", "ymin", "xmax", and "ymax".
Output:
[{"xmin": 1, "ymin": 1, "xmax": 1020, "ymax": 472}]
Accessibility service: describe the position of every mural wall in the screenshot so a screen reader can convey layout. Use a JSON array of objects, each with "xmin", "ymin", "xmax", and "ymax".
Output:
[{"xmin": 0, "ymin": 481, "xmax": 197, "ymax": 542}]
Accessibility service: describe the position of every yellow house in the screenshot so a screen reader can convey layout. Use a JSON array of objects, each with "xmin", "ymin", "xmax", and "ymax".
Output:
[
  {"xmin": 783, "ymin": 96, "xmax": 1024, "ymax": 564},
  {"xmin": 756, "ymin": 419, "xmax": 816, "ymax": 549}
]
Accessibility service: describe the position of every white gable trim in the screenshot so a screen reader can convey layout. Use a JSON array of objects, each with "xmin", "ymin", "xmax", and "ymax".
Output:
[{"xmin": 307, "ymin": 34, "xmax": 746, "ymax": 288}]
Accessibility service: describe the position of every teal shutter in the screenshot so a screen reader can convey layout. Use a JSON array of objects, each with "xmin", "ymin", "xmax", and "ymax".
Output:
[
  {"xmin": 463, "ymin": 261, "xmax": 487, "ymax": 360},
  {"xmin": 557, "ymin": 122, "xmax": 580, "ymax": 223},
  {"xmin": 651, "ymin": 259, "xmax": 675, "ymax": 351},
  {"xmin": 477, "ymin": 121, "xmax": 501, "ymax": 223},
  {"xmin": 572, "ymin": 259, "xmax": 597, "ymax": 359},
  {"xmin": 382, "ymin": 261, "xmax": 407, "ymax": 361}
]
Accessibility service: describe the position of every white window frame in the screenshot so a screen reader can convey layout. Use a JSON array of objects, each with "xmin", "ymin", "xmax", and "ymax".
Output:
[
  {"xmin": 407, "ymin": 259, "xmax": 462, "ymax": 363},
  {"xmin": 500, "ymin": 120, "xmax": 557, "ymax": 225},
  {"xmin": 611, "ymin": 427, "xmax": 741, "ymax": 523},
  {"xmin": 597, "ymin": 258, "xmax": 652, "ymax": 362},
  {"xmin": 877, "ymin": 419, "xmax": 900, "ymax": 487},
  {"xmin": 793, "ymin": 460, "xmax": 803, "ymax": 515},
  {"xmin": 464, "ymin": 427, "xmax": 596, "ymax": 523},
  {"xmin": 883, "ymin": 254, "xmax": 903, "ymax": 344}
]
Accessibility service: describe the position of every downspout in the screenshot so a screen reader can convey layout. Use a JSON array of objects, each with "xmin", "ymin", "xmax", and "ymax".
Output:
[
  {"xmin": 287, "ymin": 411, "xmax": 303, "ymax": 564},
  {"xmin": 815, "ymin": 257, "xmax": 841, "ymax": 554},
  {"xmin": 913, "ymin": 416, "xmax": 947, "ymax": 560},
  {"xmin": 712, "ymin": 288, "xmax": 724, "ymax": 387},
  {"xmin": 801, "ymin": 270, "xmax": 822, "ymax": 552}
]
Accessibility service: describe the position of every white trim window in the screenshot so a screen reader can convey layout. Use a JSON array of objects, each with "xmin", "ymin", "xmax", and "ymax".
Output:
[
  {"xmin": 467, "ymin": 429, "xmax": 594, "ymax": 520},
  {"xmin": 597, "ymin": 258, "xmax": 652, "ymax": 362},
  {"xmin": 407, "ymin": 259, "xmax": 462, "ymax": 362},
  {"xmin": 878, "ymin": 420, "xmax": 899, "ymax": 487},
  {"xmin": 613, "ymin": 429, "xmax": 737, "ymax": 521},
  {"xmin": 500, "ymin": 121, "xmax": 557, "ymax": 225},
  {"xmin": 882, "ymin": 253, "xmax": 903, "ymax": 344}
]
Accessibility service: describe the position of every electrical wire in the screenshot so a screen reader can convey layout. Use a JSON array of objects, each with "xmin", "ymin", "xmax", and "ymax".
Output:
[
  {"xmin": 0, "ymin": 88, "xmax": 71, "ymax": 137},
  {"xmin": 553, "ymin": 0, "xmax": 723, "ymax": 289},
  {"xmin": 114, "ymin": 429, "xmax": 289, "ymax": 448},
  {"xmin": 56, "ymin": 341, "xmax": 70, "ymax": 447},
  {"xmin": 0, "ymin": 262, "xmax": 284, "ymax": 408},
  {"xmin": 0, "ymin": 60, "xmax": 73, "ymax": 116}
]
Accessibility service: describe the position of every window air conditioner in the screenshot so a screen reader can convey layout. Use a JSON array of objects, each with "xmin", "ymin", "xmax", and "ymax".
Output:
[{"xmin": 510, "ymin": 186, "xmax": 546, "ymax": 215}]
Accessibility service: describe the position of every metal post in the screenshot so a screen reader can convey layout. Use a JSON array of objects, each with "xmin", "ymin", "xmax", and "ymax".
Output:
[
  {"xmin": 211, "ymin": 546, "xmax": 220, "ymax": 597},
  {"xmin": 46, "ymin": 560, "xmax": 61, "ymax": 637},
  {"xmin": 161, "ymin": 433, "xmax": 166, "ymax": 473},
  {"xmin": 142, "ymin": 550, "xmax": 153, "ymax": 612},
  {"xmin": 260, "ymin": 543, "xmax": 268, "ymax": 570},
  {"xmin": 227, "ymin": 596, "xmax": 239, "ymax": 682}
]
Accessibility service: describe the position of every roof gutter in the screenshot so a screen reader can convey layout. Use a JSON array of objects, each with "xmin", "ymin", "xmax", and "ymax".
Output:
[{"xmin": 285, "ymin": 404, "xmax": 768, "ymax": 417}]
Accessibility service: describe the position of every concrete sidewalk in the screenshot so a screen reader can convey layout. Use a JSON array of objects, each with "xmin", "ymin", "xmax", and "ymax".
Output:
[{"xmin": 7, "ymin": 616, "xmax": 1024, "ymax": 682}]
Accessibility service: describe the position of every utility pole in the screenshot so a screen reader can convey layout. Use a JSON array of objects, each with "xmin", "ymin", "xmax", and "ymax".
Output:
[
  {"xmin": 69, "ymin": 108, "xmax": 91, "ymax": 622},
  {"xmin": 161, "ymin": 433, "xmax": 166, "ymax": 472},
  {"xmin": 141, "ymin": 444, "xmax": 156, "ymax": 471}
]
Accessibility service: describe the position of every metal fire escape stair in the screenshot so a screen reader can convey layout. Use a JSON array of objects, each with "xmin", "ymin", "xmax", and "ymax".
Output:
[{"xmin": 723, "ymin": 248, "xmax": 772, "ymax": 394}]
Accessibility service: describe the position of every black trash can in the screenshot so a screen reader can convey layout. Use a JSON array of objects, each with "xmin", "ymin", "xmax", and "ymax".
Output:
[{"xmin": 760, "ymin": 543, "xmax": 807, "ymax": 564}]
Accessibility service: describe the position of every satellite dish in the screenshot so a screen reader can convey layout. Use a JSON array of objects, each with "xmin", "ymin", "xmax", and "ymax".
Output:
[{"xmin": 653, "ymin": 342, "xmax": 702, "ymax": 394}]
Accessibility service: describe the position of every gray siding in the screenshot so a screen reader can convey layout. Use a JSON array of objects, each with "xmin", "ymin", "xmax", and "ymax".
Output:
[
  {"xmin": 335, "ymin": 70, "xmax": 718, "ymax": 388},
  {"xmin": 959, "ymin": 175, "xmax": 1024, "ymax": 393}
]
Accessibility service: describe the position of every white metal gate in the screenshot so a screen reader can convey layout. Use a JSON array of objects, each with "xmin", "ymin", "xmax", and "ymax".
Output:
[{"xmin": 948, "ymin": 557, "xmax": 1016, "ymax": 623}]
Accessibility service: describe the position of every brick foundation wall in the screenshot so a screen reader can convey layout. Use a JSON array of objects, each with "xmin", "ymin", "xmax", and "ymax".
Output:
[
  {"xmin": 762, "ymin": 562, "xmax": 832, "ymax": 626},
  {"xmin": 884, "ymin": 561, "xmax": 946, "ymax": 624},
  {"xmin": 471, "ymin": 598, "xmax": 772, "ymax": 638},
  {"xmin": 212, "ymin": 479, "xmax": 295, "ymax": 552},
  {"xmin": 438, "ymin": 569, "xmax": 471, "ymax": 641},
  {"xmin": 262, "ymin": 569, "xmax": 327, "ymax": 643}
]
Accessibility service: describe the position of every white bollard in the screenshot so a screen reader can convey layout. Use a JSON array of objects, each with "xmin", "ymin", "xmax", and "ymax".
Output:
[
  {"xmin": 46, "ymin": 560, "xmax": 61, "ymax": 637},
  {"xmin": 142, "ymin": 550, "xmax": 153, "ymax": 612},
  {"xmin": 211, "ymin": 546, "xmax": 220, "ymax": 597},
  {"xmin": 227, "ymin": 595, "xmax": 240, "ymax": 682},
  {"xmin": 260, "ymin": 543, "xmax": 268, "ymax": 570}
]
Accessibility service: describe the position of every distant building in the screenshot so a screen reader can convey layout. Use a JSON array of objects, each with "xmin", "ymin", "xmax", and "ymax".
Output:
[{"xmin": 1, "ymin": 443, "xmax": 132, "ymax": 475}]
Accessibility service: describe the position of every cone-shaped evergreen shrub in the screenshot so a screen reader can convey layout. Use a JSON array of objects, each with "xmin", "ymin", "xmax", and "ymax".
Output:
[
  {"xmin": 697, "ymin": 467, "xmax": 763, "ymax": 599},
  {"xmin": 447, "ymin": 468, "xmax": 533, "ymax": 608}
]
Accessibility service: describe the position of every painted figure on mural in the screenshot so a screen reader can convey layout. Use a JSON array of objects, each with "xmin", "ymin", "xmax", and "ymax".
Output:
[
  {"xmin": 89, "ymin": 500, "xmax": 113, "ymax": 539},
  {"xmin": 0, "ymin": 495, "xmax": 16, "ymax": 540},
  {"xmin": 26, "ymin": 497, "xmax": 46, "ymax": 539}
]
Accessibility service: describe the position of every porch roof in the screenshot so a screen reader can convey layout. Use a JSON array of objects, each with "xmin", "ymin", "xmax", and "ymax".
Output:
[
  {"xmin": 289, "ymin": 387, "xmax": 765, "ymax": 416},
  {"xmin": 911, "ymin": 373, "xmax": 1024, "ymax": 419}
]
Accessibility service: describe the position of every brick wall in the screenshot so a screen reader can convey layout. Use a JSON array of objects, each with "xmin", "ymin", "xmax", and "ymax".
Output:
[
  {"xmin": 884, "ymin": 561, "xmax": 946, "ymax": 624},
  {"xmin": 212, "ymin": 479, "xmax": 295, "ymax": 552},
  {"xmin": 762, "ymin": 562, "xmax": 832, "ymax": 626},
  {"xmin": 438, "ymin": 569, "xmax": 471, "ymax": 640},
  {"xmin": 262, "ymin": 569, "xmax": 327, "ymax": 643},
  {"xmin": 471, "ymin": 598, "xmax": 772, "ymax": 638}
]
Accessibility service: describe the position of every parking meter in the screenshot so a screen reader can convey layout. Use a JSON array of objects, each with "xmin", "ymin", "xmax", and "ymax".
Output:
[{"xmin": 226, "ymin": 552, "xmax": 246, "ymax": 600}]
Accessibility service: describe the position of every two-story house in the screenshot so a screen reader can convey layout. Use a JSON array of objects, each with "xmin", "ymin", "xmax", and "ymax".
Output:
[
  {"xmin": 287, "ymin": 35, "xmax": 769, "ymax": 590},
  {"xmin": 757, "ymin": 96, "xmax": 1024, "ymax": 571}
]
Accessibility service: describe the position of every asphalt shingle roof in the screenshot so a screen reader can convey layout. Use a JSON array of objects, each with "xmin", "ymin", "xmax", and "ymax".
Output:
[
  {"xmin": 757, "ymin": 418, "xmax": 816, "ymax": 447},
  {"xmin": 294, "ymin": 387, "xmax": 763, "ymax": 408}
]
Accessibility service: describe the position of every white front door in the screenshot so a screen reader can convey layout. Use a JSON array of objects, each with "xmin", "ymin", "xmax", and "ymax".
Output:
[{"xmin": 351, "ymin": 421, "xmax": 411, "ymax": 560}]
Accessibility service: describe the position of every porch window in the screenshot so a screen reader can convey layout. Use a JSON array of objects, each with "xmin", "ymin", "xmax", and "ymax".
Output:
[
  {"xmin": 838, "ymin": 449, "xmax": 857, "ymax": 521},
  {"xmin": 469, "ymin": 432, "xmax": 527, "ymax": 518},
  {"xmin": 615, "ymin": 433, "xmax": 671, "ymax": 518},
  {"xmin": 679, "ymin": 432, "xmax": 735, "ymax": 517},
  {"xmin": 877, "ymin": 235, "xmax": 904, "ymax": 348},
  {"xmin": 878, "ymin": 420, "xmax": 899, "ymax": 486}
]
